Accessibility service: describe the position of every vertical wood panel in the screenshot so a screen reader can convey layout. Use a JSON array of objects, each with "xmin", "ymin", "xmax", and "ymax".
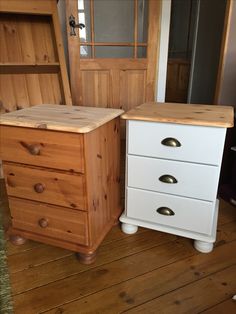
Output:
[
  {"xmin": 0, "ymin": 18, "xmax": 10, "ymax": 61},
  {"xmin": 120, "ymin": 69, "xmax": 146, "ymax": 137},
  {"xmin": 66, "ymin": 0, "xmax": 80, "ymax": 105},
  {"xmin": 146, "ymin": 0, "xmax": 161, "ymax": 101},
  {"xmin": 12, "ymin": 75, "xmax": 30, "ymax": 108},
  {"xmin": 51, "ymin": 74, "xmax": 63, "ymax": 104},
  {"xmin": 90, "ymin": 0, "xmax": 95, "ymax": 58},
  {"xmin": 134, "ymin": 0, "xmax": 138, "ymax": 58},
  {"xmin": 3, "ymin": 17, "xmax": 22, "ymax": 62},
  {"xmin": 84, "ymin": 118, "xmax": 121, "ymax": 245},
  {"xmin": 2, "ymin": 15, "xmax": 30, "ymax": 108},
  {"xmin": 31, "ymin": 17, "xmax": 54, "ymax": 63},
  {"xmin": 38, "ymin": 73, "xmax": 62, "ymax": 104},
  {"xmin": 25, "ymin": 74, "xmax": 43, "ymax": 105},
  {"xmin": 17, "ymin": 16, "xmax": 36, "ymax": 63},
  {"xmin": 110, "ymin": 69, "xmax": 120, "ymax": 109},
  {"xmin": 0, "ymin": 75, "xmax": 16, "ymax": 113},
  {"xmin": 120, "ymin": 70, "xmax": 146, "ymax": 111},
  {"xmin": 51, "ymin": 2, "xmax": 72, "ymax": 105},
  {"xmin": 0, "ymin": 16, "xmax": 17, "ymax": 112},
  {"xmin": 0, "ymin": 9, "xmax": 69, "ymax": 111},
  {"xmin": 166, "ymin": 59, "xmax": 190, "ymax": 103},
  {"xmin": 81, "ymin": 70, "xmax": 110, "ymax": 107}
]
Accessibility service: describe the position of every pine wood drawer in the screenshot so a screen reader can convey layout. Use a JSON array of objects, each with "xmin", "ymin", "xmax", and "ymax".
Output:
[
  {"xmin": 9, "ymin": 197, "xmax": 89, "ymax": 246},
  {"xmin": 0, "ymin": 126, "xmax": 84, "ymax": 172},
  {"xmin": 3, "ymin": 163, "xmax": 87, "ymax": 210},
  {"xmin": 126, "ymin": 187, "xmax": 214, "ymax": 235},
  {"xmin": 127, "ymin": 120, "xmax": 226, "ymax": 165},
  {"xmin": 127, "ymin": 155, "xmax": 220, "ymax": 201}
]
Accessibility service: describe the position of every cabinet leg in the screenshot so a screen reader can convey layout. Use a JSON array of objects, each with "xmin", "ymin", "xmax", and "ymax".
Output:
[
  {"xmin": 121, "ymin": 223, "xmax": 138, "ymax": 234},
  {"xmin": 194, "ymin": 240, "xmax": 214, "ymax": 253},
  {"xmin": 9, "ymin": 234, "xmax": 27, "ymax": 246},
  {"xmin": 76, "ymin": 251, "xmax": 97, "ymax": 265}
]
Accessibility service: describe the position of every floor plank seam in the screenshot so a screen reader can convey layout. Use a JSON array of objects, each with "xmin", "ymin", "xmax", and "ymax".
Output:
[
  {"xmin": 37, "ymin": 249, "xmax": 200, "ymax": 313},
  {"xmin": 6, "ymin": 242, "xmax": 45, "ymax": 257},
  {"xmin": 198, "ymin": 296, "xmax": 235, "ymax": 313},
  {"xmin": 6, "ymin": 228, "xmax": 150, "ymax": 274},
  {"xmin": 8, "ymin": 252, "xmax": 74, "ymax": 275},
  {"xmin": 11, "ymin": 236, "xmax": 181, "ymax": 296},
  {"xmin": 37, "ymin": 254, "xmax": 236, "ymax": 314},
  {"xmin": 119, "ymin": 263, "xmax": 236, "ymax": 314},
  {"xmin": 217, "ymin": 218, "xmax": 236, "ymax": 227}
]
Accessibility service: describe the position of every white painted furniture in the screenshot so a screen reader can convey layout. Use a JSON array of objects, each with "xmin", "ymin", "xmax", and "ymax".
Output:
[{"xmin": 120, "ymin": 102, "xmax": 234, "ymax": 253}]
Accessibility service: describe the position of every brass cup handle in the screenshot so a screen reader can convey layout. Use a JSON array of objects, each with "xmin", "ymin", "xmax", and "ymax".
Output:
[
  {"xmin": 34, "ymin": 183, "xmax": 45, "ymax": 193},
  {"xmin": 159, "ymin": 174, "xmax": 178, "ymax": 184},
  {"xmin": 28, "ymin": 144, "xmax": 41, "ymax": 155},
  {"xmin": 156, "ymin": 207, "xmax": 175, "ymax": 216},
  {"xmin": 161, "ymin": 137, "xmax": 181, "ymax": 147},
  {"xmin": 38, "ymin": 218, "xmax": 48, "ymax": 228}
]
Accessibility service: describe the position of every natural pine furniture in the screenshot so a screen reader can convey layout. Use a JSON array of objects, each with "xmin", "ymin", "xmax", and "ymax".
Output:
[
  {"xmin": 0, "ymin": 104, "xmax": 123, "ymax": 264},
  {"xmin": 120, "ymin": 102, "xmax": 234, "ymax": 253},
  {"xmin": 0, "ymin": 0, "xmax": 72, "ymax": 114}
]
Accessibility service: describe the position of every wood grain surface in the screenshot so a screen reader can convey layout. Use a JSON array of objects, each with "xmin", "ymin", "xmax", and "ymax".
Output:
[
  {"xmin": 121, "ymin": 102, "xmax": 234, "ymax": 127},
  {"xmin": 3, "ymin": 163, "xmax": 86, "ymax": 210},
  {"xmin": 0, "ymin": 104, "xmax": 124, "ymax": 133},
  {"xmin": 9, "ymin": 197, "xmax": 88, "ymax": 246},
  {"xmin": 0, "ymin": 126, "xmax": 85, "ymax": 172},
  {"xmin": 0, "ymin": 0, "xmax": 72, "ymax": 112},
  {"xmin": 2, "ymin": 190, "xmax": 236, "ymax": 313}
]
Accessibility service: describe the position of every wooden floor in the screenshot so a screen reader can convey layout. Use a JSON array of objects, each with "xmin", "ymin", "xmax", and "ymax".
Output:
[{"xmin": 2, "ymin": 197, "xmax": 235, "ymax": 313}]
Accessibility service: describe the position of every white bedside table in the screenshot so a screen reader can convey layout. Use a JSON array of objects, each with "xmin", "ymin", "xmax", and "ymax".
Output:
[{"xmin": 120, "ymin": 102, "xmax": 234, "ymax": 253}]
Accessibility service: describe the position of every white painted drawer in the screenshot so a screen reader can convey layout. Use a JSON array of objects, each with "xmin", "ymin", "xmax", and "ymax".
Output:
[
  {"xmin": 126, "ymin": 187, "xmax": 214, "ymax": 235},
  {"xmin": 127, "ymin": 155, "xmax": 220, "ymax": 201},
  {"xmin": 127, "ymin": 120, "xmax": 226, "ymax": 165}
]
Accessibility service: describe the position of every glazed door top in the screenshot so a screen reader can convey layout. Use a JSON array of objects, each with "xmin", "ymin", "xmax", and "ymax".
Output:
[{"xmin": 66, "ymin": 0, "xmax": 161, "ymax": 111}]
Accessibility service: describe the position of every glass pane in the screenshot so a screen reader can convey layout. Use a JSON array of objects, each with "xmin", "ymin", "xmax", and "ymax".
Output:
[
  {"xmin": 78, "ymin": 0, "xmax": 91, "ymax": 43},
  {"xmin": 137, "ymin": 47, "xmax": 147, "ymax": 58},
  {"xmin": 95, "ymin": 46, "xmax": 133, "ymax": 58},
  {"xmin": 94, "ymin": 0, "xmax": 134, "ymax": 43},
  {"xmin": 138, "ymin": 0, "xmax": 148, "ymax": 43},
  {"xmin": 80, "ymin": 46, "xmax": 92, "ymax": 58}
]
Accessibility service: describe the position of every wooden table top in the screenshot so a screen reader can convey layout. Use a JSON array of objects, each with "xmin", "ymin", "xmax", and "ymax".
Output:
[
  {"xmin": 0, "ymin": 104, "xmax": 124, "ymax": 133},
  {"xmin": 121, "ymin": 102, "xmax": 234, "ymax": 128}
]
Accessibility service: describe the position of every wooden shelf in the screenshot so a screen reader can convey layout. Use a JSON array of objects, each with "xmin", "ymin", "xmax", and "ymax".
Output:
[{"xmin": 0, "ymin": 62, "xmax": 60, "ymax": 74}]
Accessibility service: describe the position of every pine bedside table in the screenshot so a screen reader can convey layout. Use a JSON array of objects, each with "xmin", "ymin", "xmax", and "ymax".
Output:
[
  {"xmin": 120, "ymin": 102, "xmax": 234, "ymax": 253},
  {"xmin": 0, "ymin": 104, "xmax": 123, "ymax": 264}
]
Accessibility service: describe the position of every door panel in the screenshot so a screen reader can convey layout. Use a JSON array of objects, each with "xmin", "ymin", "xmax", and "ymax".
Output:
[
  {"xmin": 66, "ymin": 0, "xmax": 161, "ymax": 114},
  {"xmin": 120, "ymin": 70, "xmax": 146, "ymax": 111},
  {"xmin": 81, "ymin": 70, "xmax": 110, "ymax": 107}
]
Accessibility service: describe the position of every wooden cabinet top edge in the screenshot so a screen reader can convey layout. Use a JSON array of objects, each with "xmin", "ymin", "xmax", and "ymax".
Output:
[
  {"xmin": 121, "ymin": 102, "xmax": 234, "ymax": 128},
  {"xmin": 0, "ymin": 104, "xmax": 124, "ymax": 134}
]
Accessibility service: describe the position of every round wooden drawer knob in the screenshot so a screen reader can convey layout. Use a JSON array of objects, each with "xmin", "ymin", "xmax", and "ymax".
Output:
[
  {"xmin": 28, "ymin": 144, "xmax": 41, "ymax": 155},
  {"xmin": 38, "ymin": 218, "xmax": 48, "ymax": 228},
  {"xmin": 34, "ymin": 183, "xmax": 45, "ymax": 193}
]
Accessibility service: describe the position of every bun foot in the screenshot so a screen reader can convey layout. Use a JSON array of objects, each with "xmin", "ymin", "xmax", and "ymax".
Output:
[
  {"xmin": 121, "ymin": 222, "xmax": 138, "ymax": 234},
  {"xmin": 194, "ymin": 240, "xmax": 214, "ymax": 253},
  {"xmin": 76, "ymin": 251, "xmax": 97, "ymax": 265},
  {"xmin": 9, "ymin": 234, "xmax": 27, "ymax": 246}
]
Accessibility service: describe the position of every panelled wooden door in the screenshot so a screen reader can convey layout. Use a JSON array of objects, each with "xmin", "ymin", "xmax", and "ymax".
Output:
[{"xmin": 66, "ymin": 0, "xmax": 161, "ymax": 114}]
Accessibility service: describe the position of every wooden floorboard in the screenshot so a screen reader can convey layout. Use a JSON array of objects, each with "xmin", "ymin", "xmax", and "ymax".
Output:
[{"xmin": 3, "ymin": 193, "xmax": 236, "ymax": 313}]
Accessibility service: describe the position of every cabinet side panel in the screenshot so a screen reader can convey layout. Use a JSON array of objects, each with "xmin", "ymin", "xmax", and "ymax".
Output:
[{"xmin": 84, "ymin": 118, "xmax": 122, "ymax": 247}]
